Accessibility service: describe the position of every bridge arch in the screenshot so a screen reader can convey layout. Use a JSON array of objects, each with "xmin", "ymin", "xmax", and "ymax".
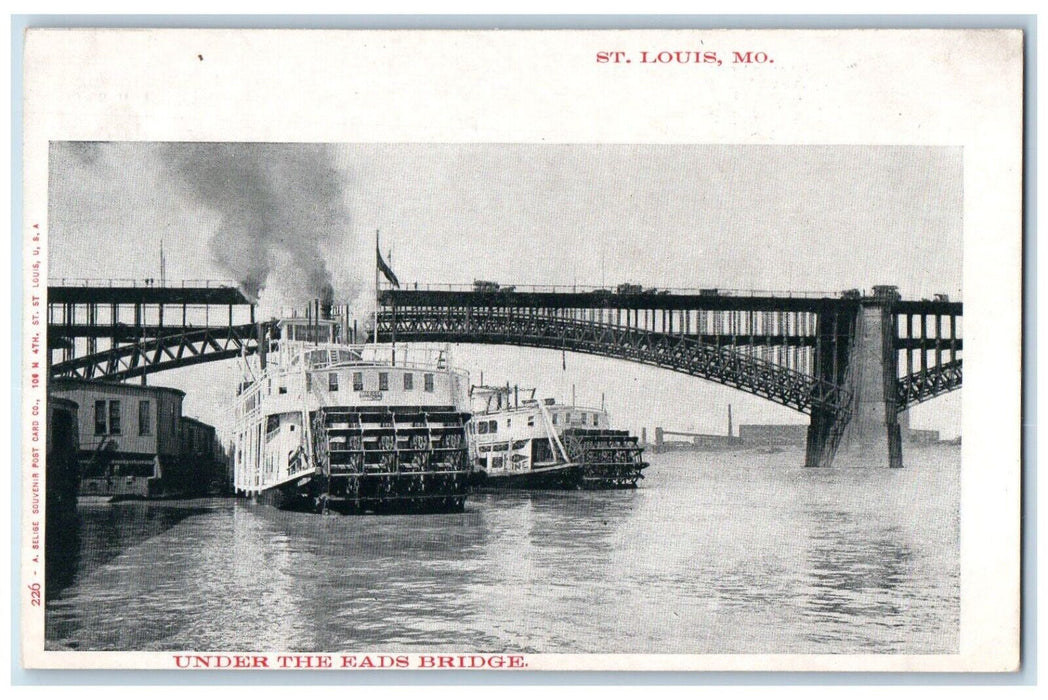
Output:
[
  {"xmin": 378, "ymin": 313, "xmax": 848, "ymax": 415},
  {"xmin": 897, "ymin": 359, "xmax": 962, "ymax": 409},
  {"xmin": 49, "ymin": 323, "xmax": 263, "ymax": 382}
]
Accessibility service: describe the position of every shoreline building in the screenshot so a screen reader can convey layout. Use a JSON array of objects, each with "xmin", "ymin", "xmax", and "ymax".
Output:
[
  {"xmin": 48, "ymin": 378, "xmax": 221, "ymax": 499},
  {"xmin": 46, "ymin": 397, "xmax": 80, "ymax": 517},
  {"xmin": 737, "ymin": 423, "xmax": 810, "ymax": 447},
  {"xmin": 180, "ymin": 416, "xmax": 229, "ymax": 496}
]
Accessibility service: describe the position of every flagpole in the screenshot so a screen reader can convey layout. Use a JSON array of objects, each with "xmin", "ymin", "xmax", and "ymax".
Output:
[{"xmin": 374, "ymin": 229, "xmax": 380, "ymax": 349}]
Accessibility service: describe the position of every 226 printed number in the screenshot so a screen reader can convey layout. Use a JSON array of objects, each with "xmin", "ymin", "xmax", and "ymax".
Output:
[{"xmin": 28, "ymin": 582, "xmax": 41, "ymax": 607}]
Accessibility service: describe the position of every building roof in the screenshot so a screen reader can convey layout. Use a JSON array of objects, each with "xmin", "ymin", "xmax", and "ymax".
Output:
[
  {"xmin": 181, "ymin": 416, "xmax": 217, "ymax": 431},
  {"xmin": 49, "ymin": 378, "xmax": 186, "ymax": 400}
]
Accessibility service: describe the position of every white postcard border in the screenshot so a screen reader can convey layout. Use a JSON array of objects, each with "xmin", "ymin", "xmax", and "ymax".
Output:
[{"xmin": 19, "ymin": 26, "xmax": 1024, "ymax": 672}]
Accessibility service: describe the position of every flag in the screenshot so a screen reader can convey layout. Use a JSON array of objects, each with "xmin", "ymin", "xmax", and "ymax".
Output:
[{"xmin": 377, "ymin": 245, "xmax": 400, "ymax": 288}]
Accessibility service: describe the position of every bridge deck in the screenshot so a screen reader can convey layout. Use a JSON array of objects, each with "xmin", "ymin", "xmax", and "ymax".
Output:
[
  {"xmin": 383, "ymin": 289, "xmax": 846, "ymax": 312},
  {"xmin": 382, "ymin": 289, "xmax": 963, "ymax": 315},
  {"xmin": 49, "ymin": 285, "xmax": 251, "ymax": 305}
]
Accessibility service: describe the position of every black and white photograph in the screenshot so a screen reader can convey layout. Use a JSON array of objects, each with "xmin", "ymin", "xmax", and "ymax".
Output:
[{"xmin": 19, "ymin": 28, "xmax": 1022, "ymax": 672}]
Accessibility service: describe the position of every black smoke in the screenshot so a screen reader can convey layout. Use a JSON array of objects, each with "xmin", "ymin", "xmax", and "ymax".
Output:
[{"xmin": 160, "ymin": 143, "xmax": 346, "ymax": 305}]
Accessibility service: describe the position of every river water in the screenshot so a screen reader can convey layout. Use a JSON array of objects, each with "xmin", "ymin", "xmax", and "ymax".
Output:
[{"xmin": 45, "ymin": 446, "xmax": 959, "ymax": 654}]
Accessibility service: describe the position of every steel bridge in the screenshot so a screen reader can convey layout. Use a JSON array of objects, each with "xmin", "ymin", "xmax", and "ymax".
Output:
[
  {"xmin": 47, "ymin": 282, "xmax": 264, "ymax": 382},
  {"xmin": 47, "ymin": 281, "xmax": 962, "ymax": 468},
  {"xmin": 375, "ymin": 285, "xmax": 962, "ymax": 468}
]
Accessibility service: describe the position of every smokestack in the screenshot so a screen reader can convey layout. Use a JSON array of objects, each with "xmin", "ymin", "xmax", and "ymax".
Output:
[
  {"xmin": 727, "ymin": 404, "xmax": 734, "ymax": 438},
  {"xmin": 314, "ymin": 299, "xmax": 320, "ymax": 345},
  {"xmin": 257, "ymin": 322, "xmax": 267, "ymax": 370}
]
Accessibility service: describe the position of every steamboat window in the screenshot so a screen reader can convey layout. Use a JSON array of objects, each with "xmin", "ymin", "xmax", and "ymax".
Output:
[
  {"xmin": 551, "ymin": 413, "xmax": 558, "ymax": 425},
  {"xmin": 593, "ymin": 413, "xmax": 600, "ymax": 426},
  {"xmin": 278, "ymin": 386, "xmax": 287, "ymax": 394},
  {"xmin": 94, "ymin": 400, "xmax": 107, "ymax": 435},
  {"xmin": 488, "ymin": 420, "xmax": 498, "ymax": 433},
  {"xmin": 108, "ymin": 401, "xmax": 121, "ymax": 435},
  {"xmin": 305, "ymin": 374, "xmax": 312, "ymax": 392},
  {"xmin": 507, "ymin": 418, "xmax": 512, "ymax": 427},
  {"xmin": 403, "ymin": 372, "xmax": 413, "ymax": 391},
  {"xmin": 138, "ymin": 400, "xmax": 152, "ymax": 436},
  {"xmin": 477, "ymin": 421, "xmax": 489, "ymax": 435},
  {"xmin": 353, "ymin": 372, "xmax": 364, "ymax": 391},
  {"xmin": 379, "ymin": 372, "xmax": 389, "ymax": 391},
  {"xmin": 328, "ymin": 373, "xmax": 339, "ymax": 392},
  {"xmin": 527, "ymin": 416, "xmax": 535, "ymax": 427},
  {"xmin": 424, "ymin": 373, "xmax": 434, "ymax": 392}
]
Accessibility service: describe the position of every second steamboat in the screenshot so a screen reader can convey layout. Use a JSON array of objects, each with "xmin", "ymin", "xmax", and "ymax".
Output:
[{"xmin": 468, "ymin": 385, "xmax": 648, "ymax": 490}]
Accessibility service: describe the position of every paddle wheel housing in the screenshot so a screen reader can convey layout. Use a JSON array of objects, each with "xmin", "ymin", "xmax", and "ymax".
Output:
[
  {"xmin": 310, "ymin": 405, "xmax": 471, "ymax": 514},
  {"xmin": 560, "ymin": 428, "xmax": 648, "ymax": 489}
]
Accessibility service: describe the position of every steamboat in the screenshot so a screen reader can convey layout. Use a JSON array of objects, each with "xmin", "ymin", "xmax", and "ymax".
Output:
[
  {"xmin": 231, "ymin": 303, "xmax": 472, "ymax": 514},
  {"xmin": 468, "ymin": 385, "xmax": 647, "ymax": 490}
]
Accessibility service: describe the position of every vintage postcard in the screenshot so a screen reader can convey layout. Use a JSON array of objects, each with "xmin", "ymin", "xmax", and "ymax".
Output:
[{"xmin": 20, "ymin": 28, "xmax": 1023, "ymax": 672}]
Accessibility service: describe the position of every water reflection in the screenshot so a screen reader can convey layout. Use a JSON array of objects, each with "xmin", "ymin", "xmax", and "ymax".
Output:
[
  {"xmin": 45, "ymin": 501, "xmax": 211, "ymax": 649},
  {"xmin": 799, "ymin": 511, "xmax": 914, "ymax": 651},
  {"xmin": 45, "ymin": 510, "xmax": 80, "ymax": 600},
  {"xmin": 45, "ymin": 446, "xmax": 960, "ymax": 654}
]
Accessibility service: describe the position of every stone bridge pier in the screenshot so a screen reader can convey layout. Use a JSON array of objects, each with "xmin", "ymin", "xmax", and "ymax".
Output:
[{"xmin": 806, "ymin": 291, "xmax": 903, "ymax": 468}]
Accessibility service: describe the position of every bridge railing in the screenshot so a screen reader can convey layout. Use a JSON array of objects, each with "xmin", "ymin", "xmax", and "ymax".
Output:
[
  {"xmin": 389, "ymin": 282, "xmax": 850, "ymax": 299},
  {"xmin": 49, "ymin": 278, "xmax": 240, "ymax": 289}
]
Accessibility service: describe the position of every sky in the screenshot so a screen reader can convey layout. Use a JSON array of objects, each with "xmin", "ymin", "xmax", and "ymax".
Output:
[{"xmin": 48, "ymin": 142, "xmax": 963, "ymax": 440}]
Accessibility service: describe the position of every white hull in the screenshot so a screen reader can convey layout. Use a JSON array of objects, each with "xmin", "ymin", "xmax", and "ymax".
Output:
[
  {"xmin": 468, "ymin": 389, "xmax": 647, "ymax": 489},
  {"xmin": 231, "ymin": 316, "xmax": 471, "ymax": 513}
]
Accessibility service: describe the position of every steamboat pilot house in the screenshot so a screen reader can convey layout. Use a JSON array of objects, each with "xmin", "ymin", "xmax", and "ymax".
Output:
[{"xmin": 231, "ymin": 309, "xmax": 472, "ymax": 514}]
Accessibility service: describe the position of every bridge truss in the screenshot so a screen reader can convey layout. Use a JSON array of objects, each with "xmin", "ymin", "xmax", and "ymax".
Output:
[
  {"xmin": 377, "ymin": 308, "xmax": 850, "ymax": 415},
  {"xmin": 377, "ymin": 288, "xmax": 962, "ymax": 413},
  {"xmin": 47, "ymin": 283, "xmax": 260, "ymax": 382},
  {"xmin": 46, "ymin": 282, "xmax": 962, "ymax": 468}
]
